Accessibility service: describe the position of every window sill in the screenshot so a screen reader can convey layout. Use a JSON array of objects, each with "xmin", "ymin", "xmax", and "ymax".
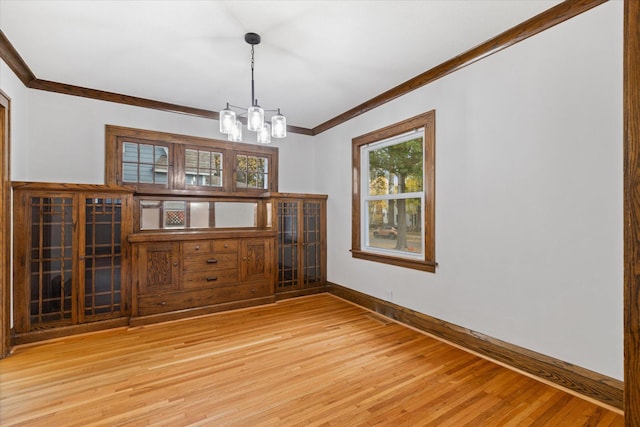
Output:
[{"xmin": 350, "ymin": 249, "xmax": 436, "ymax": 273}]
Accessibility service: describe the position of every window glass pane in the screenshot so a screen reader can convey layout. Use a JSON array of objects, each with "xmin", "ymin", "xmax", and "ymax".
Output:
[
  {"xmin": 236, "ymin": 171, "xmax": 247, "ymax": 188},
  {"xmin": 368, "ymin": 137, "xmax": 423, "ymax": 195},
  {"xmin": 122, "ymin": 163, "xmax": 138, "ymax": 182},
  {"xmin": 235, "ymin": 154, "xmax": 267, "ymax": 189},
  {"xmin": 185, "ymin": 148, "xmax": 223, "ymax": 188},
  {"xmin": 123, "ymin": 142, "xmax": 138, "ymax": 162},
  {"xmin": 256, "ymin": 173, "xmax": 265, "ymax": 189},
  {"xmin": 139, "ymin": 164, "xmax": 154, "ymax": 183},
  {"xmin": 121, "ymin": 142, "xmax": 169, "ymax": 185},
  {"xmin": 154, "ymin": 147, "xmax": 168, "ymax": 184},
  {"xmin": 211, "ymin": 170, "xmax": 222, "ymax": 187},
  {"xmin": 366, "ymin": 198, "xmax": 422, "ymax": 255},
  {"xmin": 198, "ymin": 151, "xmax": 211, "ymax": 169},
  {"xmin": 258, "ymin": 158, "xmax": 267, "ymax": 173},
  {"xmin": 139, "ymin": 144, "xmax": 154, "ymax": 163}
]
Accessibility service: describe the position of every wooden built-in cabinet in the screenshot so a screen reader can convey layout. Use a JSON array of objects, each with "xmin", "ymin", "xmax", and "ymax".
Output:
[
  {"xmin": 11, "ymin": 182, "xmax": 326, "ymax": 343},
  {"xmin": 130, "ymin": 232, "xmax": 274, "ymax": 322},
  {"xmin": 12, "ymin": 183, "xmax": 134, "ymax": 341},
  {"xmin": 269, "ymin": 194, "xmax": 327, "ymax": 298}
]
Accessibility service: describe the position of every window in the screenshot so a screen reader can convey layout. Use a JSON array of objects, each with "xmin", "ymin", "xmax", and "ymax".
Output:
[
  {"xmin": 122, "ymin": 141, "xmax": 170, "ymax": 187},
  {"xmin": 105, "ymin": 125, "xmax": 278, "ymax": 194},
  {"xmin": 236, "ymin": 154, "xmax": 269, "ymax": 189},
  {"xmin": 184, "ymin": 148, "xmax": 223, "ymax": 188},
  {"xmin": 352, "ymin": 111, "xmax": 435, "ymax": 272}
]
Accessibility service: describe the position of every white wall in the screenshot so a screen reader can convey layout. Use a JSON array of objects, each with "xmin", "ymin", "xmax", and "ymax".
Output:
[
  {"xmin": 0, "ymin": 78, "xmax": 314, "ymax": 190},
  {"xmin": 0, "ymin": 60, "xmax": 29, "ymax": 177},
  {"xmin": 314, "ymin": 2, "xmax": 623, "ymax": 380}
]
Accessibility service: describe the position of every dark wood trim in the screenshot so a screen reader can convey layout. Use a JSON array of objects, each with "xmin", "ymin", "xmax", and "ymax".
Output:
[
  {"xmin": 12, "ymin": 318, "xmax": 130, "ymax": 346},
  {"xmin": 327, "ymin": 282, "xmax": 624, "ymax": 411},
  {"xmin": 624, "ymin": 0, "xmax": 640, "ymax": 424},
  {"xmin": 273, "ymin": 285, "xmax": 328, "ymax": 301},
  {"xmin": 29, "ymin": 79, "xmax": 220, "ymax": 120},
  {"xmin": 350, "ymin": 250, "xmax": 436, "ymax": 273},
  {"xmin": 128, "ymin": 296, "xmax": 275, "ymax": 327},
  {"xmin": 0, "ymin": 30, "xmax": 36, "ymax": 86},
  {"xmin": 312, "ymin": 0, "xmax": 608, "ymax": 135},
  {"xmin": 28, "ymin": 79, "xmax": 314, "ymax": 136},
  {"xmin": 0, "ymin": 90, "xmax": 10, "ymax": 358},
  {"xmin": 11, "ymin": 181, "xmax": 136, "ymax": 193}
]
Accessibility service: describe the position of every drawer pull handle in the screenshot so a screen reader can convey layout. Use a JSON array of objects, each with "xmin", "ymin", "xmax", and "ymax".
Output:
[
  {"xmin": 159, "ymin": 301, "xmax": 167, "ymax": 306},
  {"xmin": 207, "ymin": 259, "xmax": 218, "ymax": 264},
  {"xmin": 224, "ymin": 244, "xmax": 228, "ymax": 248},
  {"xmin": 195, "ymin": 245, "xmax": 200, "ymax": 251},
  {"xmin": 207, "ymin": 276, "xmax": 218, "ymax": 281},
  {"xmin": 251, "ymin": 288, "xmax": 256, "ymax": 293}
]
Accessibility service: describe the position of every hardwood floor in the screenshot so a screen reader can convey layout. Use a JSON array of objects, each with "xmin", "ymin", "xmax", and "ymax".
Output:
[{"xmin": 0, "ymin": 294, "xmax": 624, "ymax": 426}]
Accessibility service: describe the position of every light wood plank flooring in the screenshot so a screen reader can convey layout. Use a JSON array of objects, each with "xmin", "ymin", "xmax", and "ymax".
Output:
[{"xmin": 0, "ymin": 294, "xmax": 624, "ymax": 426}]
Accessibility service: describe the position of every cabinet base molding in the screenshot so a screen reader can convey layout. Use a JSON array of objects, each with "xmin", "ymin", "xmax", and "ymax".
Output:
[
  {"xmin": 275, "ymin": 284, "xmax": 328, "ymax": 301},
  {"xmin": 327, "ymin": 282, "xmax": 623, "ymax": 411},
  {"xmin": 13, "ymin": 318, "xmax": 130, "ymax": 346},
  {"xmin": 129, "ymin": 296, "xmax": 276, "ymax": 327}
]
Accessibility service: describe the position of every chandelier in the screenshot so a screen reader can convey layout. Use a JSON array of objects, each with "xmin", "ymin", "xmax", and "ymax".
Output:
[{"xmin": 218, "ymin": 32, "xmax": 286, "ymax": 144}]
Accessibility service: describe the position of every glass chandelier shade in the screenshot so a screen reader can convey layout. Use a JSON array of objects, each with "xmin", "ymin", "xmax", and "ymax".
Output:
[
  {"xmin": 228, "ymin": 120, "xmax": 243, "ymax": 142},
  {"xmin": 218, "ymin": 33, "xmax": 285, "ymax": 144},
  {"xmin": 257, "ymin": 123, "xmax": 271, "ymax": 144},
  {"xmin": 247, "ymin": 106, "xmax": 265, "ymax": 132},
  {"xmin": 219, "ymin": 104, "xmax": 236, "ymax": 134},
  {"xmin": 271, "ymin": 110, "xmax": 287, "ymax": 138}
]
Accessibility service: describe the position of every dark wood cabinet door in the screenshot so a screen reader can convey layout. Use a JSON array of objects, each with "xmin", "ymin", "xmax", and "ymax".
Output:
[
  {"xmin": 136, "ymin": 242, "xmax": 181, "ymax": 295},
  {"xmin": 240, "ymin": 238, "xmax": 268, "ymax": 283}
]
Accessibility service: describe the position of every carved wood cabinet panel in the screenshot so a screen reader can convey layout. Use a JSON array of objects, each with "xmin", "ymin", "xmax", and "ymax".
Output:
[{"xmin": 136, "ymin": 242, "xmax": 181, "ymax": 294}]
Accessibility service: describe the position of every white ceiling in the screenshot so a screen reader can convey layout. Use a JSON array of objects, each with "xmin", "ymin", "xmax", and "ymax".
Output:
[{"xmin": 0, "ymin": 0, "xmax": 561, "ymax": 129}]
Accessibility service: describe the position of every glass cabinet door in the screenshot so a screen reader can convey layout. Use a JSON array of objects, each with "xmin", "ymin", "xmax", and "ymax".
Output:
[
  {"xmin": 276, "ymin": 201, "xmax": 299, "ymax": 291},
  {"xmin": 28, "ymin": 196, "xmax": 75, "ymax": 328},
  {"xmin": 15, "ymin": 187, "xmax": 132, "ymax": 334},
  {"xmin": 303, "ymin": 201, "xmax": 322, "ymax": 285},
  {"xmin": 82, "ymin": 197, "xmax": 124, "ymax": 321}
]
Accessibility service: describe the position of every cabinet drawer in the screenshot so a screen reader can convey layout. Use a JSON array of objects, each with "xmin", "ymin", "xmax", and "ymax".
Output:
[
  {"xmin": 137, "ymin": 282, "xmax": 272, "ymax": 316},
  {"xmin": 182, "ymin": 268, "xmax": 238, "ymax": 289},
  {"xmin": 183, "ymin": 252, "xmax": 238, "ymax": 271},
  {"xmin": 214, "ymin": 281, "xmax": 272, "ymax": 304},
  {"xmin": 137, "ymin": 292, "xmax": 195, "ymax": 315},
  {"xmin": 182, "ymin": 239, "xmax": 237, "ymax": 254}
]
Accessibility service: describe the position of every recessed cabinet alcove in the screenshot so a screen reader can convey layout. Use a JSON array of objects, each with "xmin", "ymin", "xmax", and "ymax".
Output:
[{"xmin": 11, "ymin": 126, "xmax": 327, "ymax": 344}]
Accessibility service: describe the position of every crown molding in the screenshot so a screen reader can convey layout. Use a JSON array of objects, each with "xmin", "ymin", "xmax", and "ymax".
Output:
[
  {"xmin": 0, "ymin": 30, "xmax": 36, "ymax": 86},
  {"xmin": 311, "ymin": 0, "xmax": 608, "ymax": 135}
]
